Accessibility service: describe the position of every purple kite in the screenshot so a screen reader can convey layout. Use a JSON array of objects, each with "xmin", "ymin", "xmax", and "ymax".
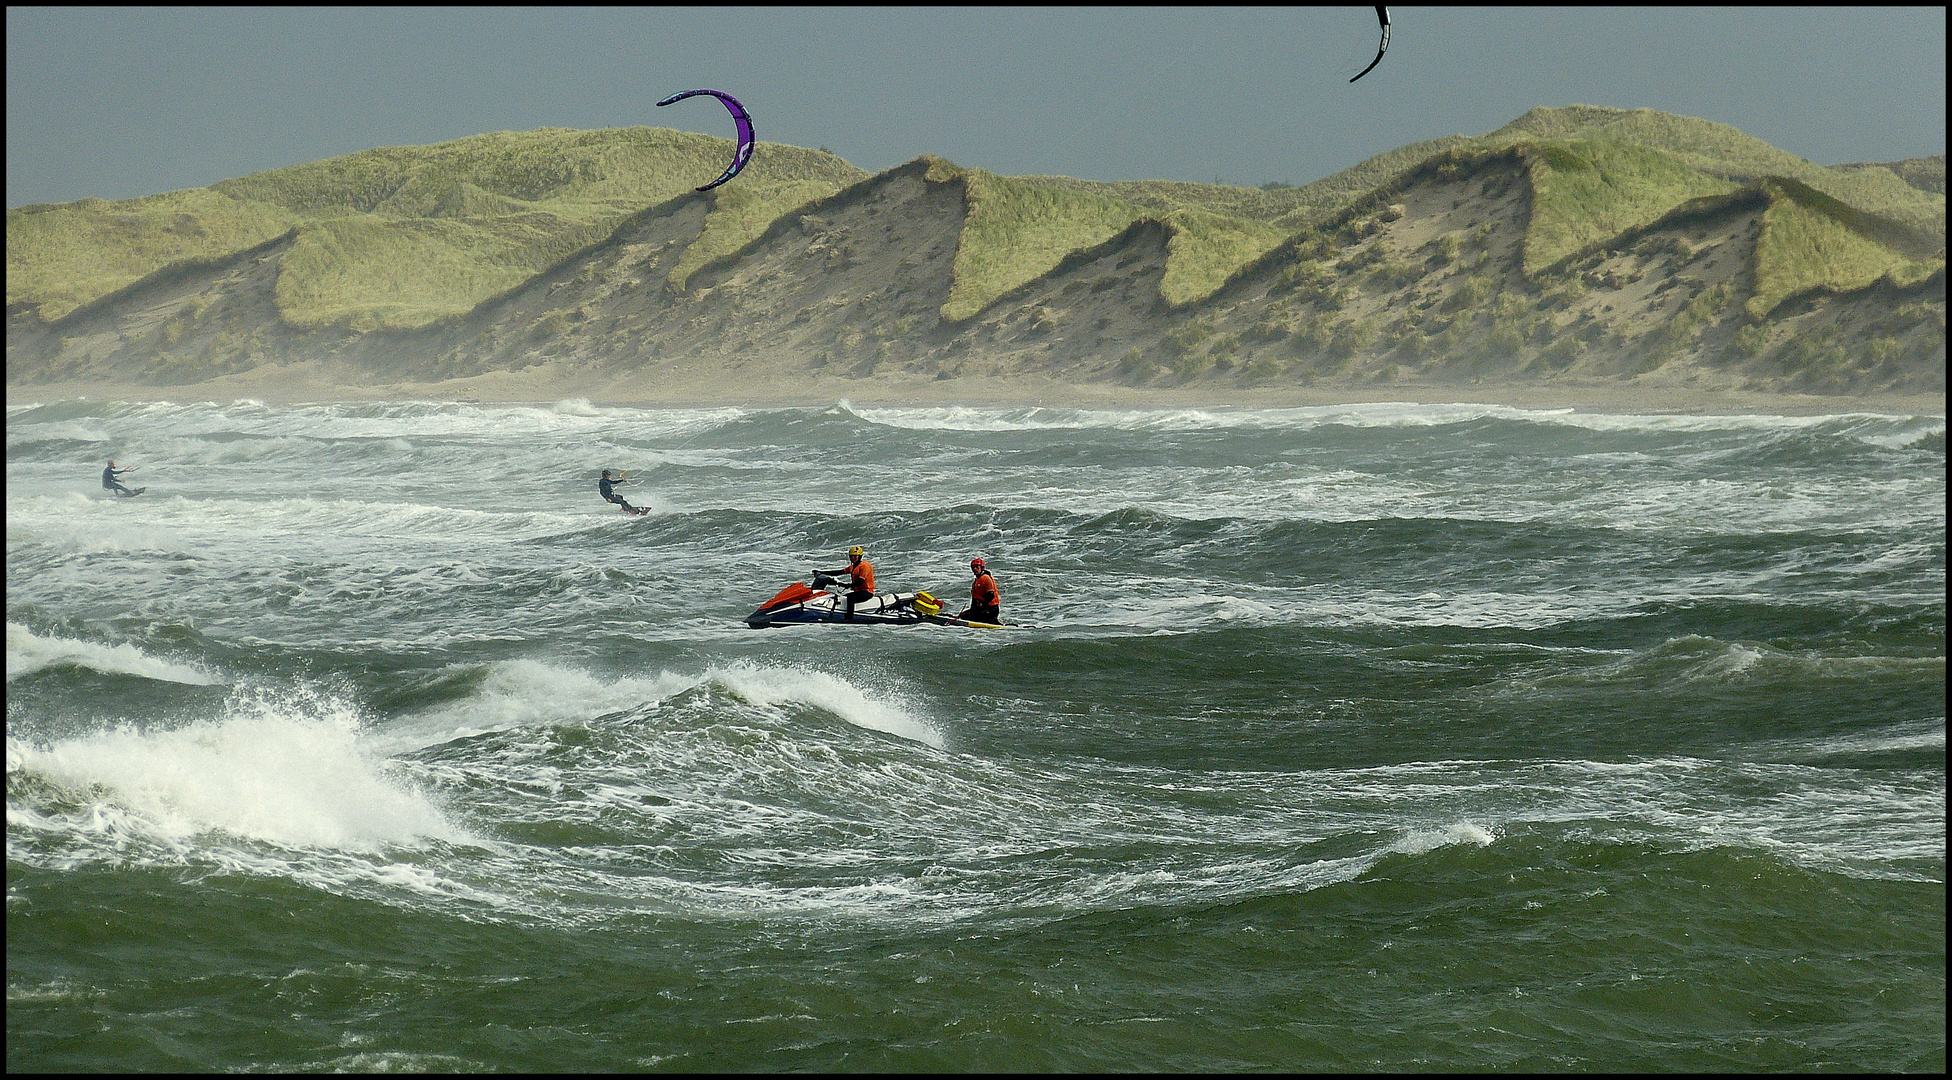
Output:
[{"xmin": 656, "ymin": 89, "xmax": 755, "ymax": 191}]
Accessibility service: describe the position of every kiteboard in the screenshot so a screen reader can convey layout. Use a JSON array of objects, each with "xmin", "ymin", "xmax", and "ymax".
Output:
[{"xmin": 119, "ymin": 487, "xmax": 146, "ymax": 498}]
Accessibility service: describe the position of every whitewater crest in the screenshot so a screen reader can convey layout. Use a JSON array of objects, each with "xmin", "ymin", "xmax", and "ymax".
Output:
[
  {"xmin": 6, "ymin": 622, "xmax": 219, "ymax": 685},
  {"xmin": 8, "ymin": 683, "xmax": 472, "ymax": 852},
  {"xmin": 709, "ymin": 662, "xmax": 945, "ymax": 749},
  {"xmin": 373, "ymin": 658, "xmax": 943, "ymax": 752}
]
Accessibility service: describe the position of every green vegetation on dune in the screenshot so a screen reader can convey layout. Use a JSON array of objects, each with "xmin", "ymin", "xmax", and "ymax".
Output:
[
  {"xmin": 5, "ymin": 189, "xmax": 299, "ymax": 321},
  {"xmin": 1521, "ymin": 140, "xmax": 1737, "ymax": 273},
  {"xmin": 1158, "ymin": 209, "xmax": 1291, "ymax": 306},
  {"xmin": 934, "ymin": 161, "xmax": 1146, "ymax": 321},
  {"xmin": 5, "ymin": 107, "xmax": 1941, "ymax": 355},
  {"xmin": 667, "ymin": 179, "xmax": 843, "ymax": 291},
  {"xmin": 1749, "ymin": 179, "xmax": 1943, "ymax": 318},
  {"xmin": 1482, "ymin": 105, "xmax": 1945, "ymax": 242},
  {"xmin": 1271, "ymin": 136, "xmax": 1481, "ymax": 231},
  {"xmin": 209, "ymin": 127, "xmax": 863, "ymax": 218},
  {"xmin": 1486, "ymin": 105, "xmax": 1804, "ymax": 175},
  {"xmin": 1340, "ymin": 134, "xmax": 1939, "ymax": 320},
  {"xmin": 1008, "ymin": 174, "xmax": 1320, "ymax": 225},
  {"xmin": 271, "ymin": 216, "xmax": 611, "ymax": 330},
  {"xmin": 7, "ymin": 127, "xmax": 869, "ymax": 328},
  {"xmin": 1275, "ymin": 106, "xmax": 1943, "ymax": 244},
  {"xmin": 1794, "ymin": 165, "xmax": 1946, "ymax": 240},
  {"xmin": 927, "ymin": 166, "xmax": 1294, "ymax": 314},
  {"xmin": 1874, "ymin": 155, "xmax": 1945, "ymax": 196}
]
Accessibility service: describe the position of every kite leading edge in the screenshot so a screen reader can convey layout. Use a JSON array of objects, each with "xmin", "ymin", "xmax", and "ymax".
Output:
[
  {"xmin": 656, "ymin": 88, "xmax": 755, "ymax": 191},
  {"xmin": 1349, "ymin": 7, "xmax": 1391, "ymax": 83}
]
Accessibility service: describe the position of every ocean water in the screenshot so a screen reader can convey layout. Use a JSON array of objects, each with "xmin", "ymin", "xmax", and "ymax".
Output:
[{"xmin": 5, "ymin": 396, "xmax": 1944, "ymax": 1071}]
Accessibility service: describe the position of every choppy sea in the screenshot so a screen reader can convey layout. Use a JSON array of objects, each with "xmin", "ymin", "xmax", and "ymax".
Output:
[{"xmin": 6, "ymin": 397, "xmax": 1944, "ymax": 1070}]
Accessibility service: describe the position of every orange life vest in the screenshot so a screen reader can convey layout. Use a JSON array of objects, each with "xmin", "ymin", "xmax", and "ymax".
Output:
[
  {"xmin": 848, "ymin": 559, "xmax": 875, "ymax": 594},
  {"xmin": 971, "ymin": 571, "xmax": 998, "ymax": 606}
]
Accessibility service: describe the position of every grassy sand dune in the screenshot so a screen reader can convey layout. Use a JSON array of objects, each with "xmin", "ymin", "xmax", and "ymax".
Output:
[
  {"xmin": 7, "ymin": 128, "xmax": 870, "ymax": 327},
  {"xmin": 9, "ymin": 108, "xmax": 1942, "ymax": 407}
]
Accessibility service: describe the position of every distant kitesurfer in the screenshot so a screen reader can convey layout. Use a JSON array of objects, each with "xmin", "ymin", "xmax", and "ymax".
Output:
[
  {"xmin": 599, "ymin": 469, "xmax": 647, "ymax": 515},
  {"xmin": 102, "ymin": 459, "xmax": 138, "ymax": 497},
  {"xmin": 958, "ymin": 557, "xmax": 1002, "ymax": 625},
  {"xmin": 820, "ymin": 546, "xmax": 876, "ymax": 620}
]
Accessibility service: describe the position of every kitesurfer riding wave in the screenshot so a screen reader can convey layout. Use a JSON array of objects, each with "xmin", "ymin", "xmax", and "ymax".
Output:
[
  {"xmin": 102, "ymin": 459, "xmax": 138, "ymax": 497},
  {"xmin": 599, "ymin": 469, "xmax": 647, "ymax": 515}
]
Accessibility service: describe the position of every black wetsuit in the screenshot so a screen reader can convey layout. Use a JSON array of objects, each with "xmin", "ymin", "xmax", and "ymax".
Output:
[
  {"xmin": 599, "ymin": 476, "xmax": 640, "ymax": 514},
  {"xmin": 102, "ymin": 465, "xmax": 135, "ymax": 496},
  {"xmin": 962, "ymin": 570, "xmax": 1000, "ymax": 623}
]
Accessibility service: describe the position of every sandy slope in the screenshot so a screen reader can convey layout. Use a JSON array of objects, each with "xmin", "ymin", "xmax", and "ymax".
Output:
[{"xmin": 7, "ymin": 360, "xmax": 1944, "ymax": 417}]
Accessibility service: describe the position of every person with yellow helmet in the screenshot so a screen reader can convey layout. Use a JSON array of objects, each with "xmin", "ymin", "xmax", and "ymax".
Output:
[{"xmin": 819, "ymin": 545, "xmax": 877, "ymax": 620}]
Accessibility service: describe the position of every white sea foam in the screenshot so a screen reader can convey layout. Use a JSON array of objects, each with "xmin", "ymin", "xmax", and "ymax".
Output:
[
  {"xmin": 5, "ymin": 622, "xmax": 219, "ymax": 685},
  {"xmin": 1560, "ymin": 637, "xmax": 1952, "ymax": 688},
  {"xmin": 375, "ymin": 659, "xmax": 701, "ymax": 754},
  {"xmin": 376, "ymin": 658, "xmax": 944, "ymax": 754},
  {"xmin": 5, "ymin": 492, "xmax": 589, "ymax": 559},
  {"xmin": 1474, "ymin": 755, "xmax": 1948, "ymax": 877},
  {"xmin": 4, "ymin": 418, "xmax": 112, "ymax": 446},
  {"xmin": 6, "ymin": 396, "xmax": 1938, "ymax": 930},
  {"xmin": 1388, "ymin": 820, "xmax": 1499, "ymax": 855},
  {"xmin": 711, "ymin": 663, "xmax": 945, "ymax": 748},
  {"xmin": 266, "ymin": 400, "xmax": 747, "ymax": 441},
  {"xmin": 9, "ymin": 686, "xmax": 471, "ymax": 851},
  {"xmin": 847, "ymin": 400, "xmax": 1945, "ymax": 436},
  {"xmin": 850, "ymin": 401, "xmax": 1542, "ymax": 433},
  {"xmin": 1748, "ymin": 718, "xmax": 1947, "ymax": 761}
]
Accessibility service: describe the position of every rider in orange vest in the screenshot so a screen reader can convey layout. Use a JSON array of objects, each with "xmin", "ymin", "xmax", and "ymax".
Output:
[
  {"xmin": 821, "ymin": 545, "xmax": 876, "ymax": 620},
  {"xmin": 959, "ymin": 558, "xmax": 1001, "ymax": 624}
]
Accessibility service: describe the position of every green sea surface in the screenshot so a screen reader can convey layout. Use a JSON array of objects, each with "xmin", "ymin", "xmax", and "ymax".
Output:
[{"xmin": 7, "ymin": 399, "xmax": 1944, "ymax": 1070}]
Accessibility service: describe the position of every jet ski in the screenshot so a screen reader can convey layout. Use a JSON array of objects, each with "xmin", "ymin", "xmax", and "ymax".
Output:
[{"xmin": 746, "ymin": 573, "xmax": 945, "ymax": 629}]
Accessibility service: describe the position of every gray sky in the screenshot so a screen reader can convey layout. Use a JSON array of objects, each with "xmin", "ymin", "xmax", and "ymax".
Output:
[{"xmin": 6, "ymin": 6, "xmax": 1945, "ymax": 208}]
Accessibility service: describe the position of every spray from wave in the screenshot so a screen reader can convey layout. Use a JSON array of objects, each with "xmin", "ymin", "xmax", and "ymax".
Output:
[
  {"xmin": 6, "ymin": 623, "xmax": 219, "ymax": 685},
  {"xmin": 8, "ymin": 682, "xmax": 471, "ymax": 851},
  {"xmin": 378, "ymin": 658, "xmax": 946, "ymax": 753}
]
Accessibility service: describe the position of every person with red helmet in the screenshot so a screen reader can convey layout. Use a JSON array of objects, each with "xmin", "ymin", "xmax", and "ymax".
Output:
[{"xmin": 958, "ymin": 557, "xmax": 1001, "ymax": 625}]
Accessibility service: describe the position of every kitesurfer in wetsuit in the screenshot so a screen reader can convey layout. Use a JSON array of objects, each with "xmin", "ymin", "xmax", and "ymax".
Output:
[
  {"xmin": 958, "ymin": 557, "xmax": 1001, "ymax": 625},
  {"xmin": 102, "ymin": 459, "xmax": 137, "ymax": 497},
  {"xmin": 599, "ymin": 470, "xmax": 646, "ymax": 515},
  {"xmin": 820, "ymin": 546, "xmax": 876, "ymax": 620}
]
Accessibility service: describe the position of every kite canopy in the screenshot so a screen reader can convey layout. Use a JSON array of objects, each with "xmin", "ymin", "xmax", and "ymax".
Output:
[
  {"xmin": 656, "ymin": 88, "xmax": 755, "ymax": 191},
  {"xmin": 1349, "ymin": 6, "xmax": 1391, "ymax": 83}
]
